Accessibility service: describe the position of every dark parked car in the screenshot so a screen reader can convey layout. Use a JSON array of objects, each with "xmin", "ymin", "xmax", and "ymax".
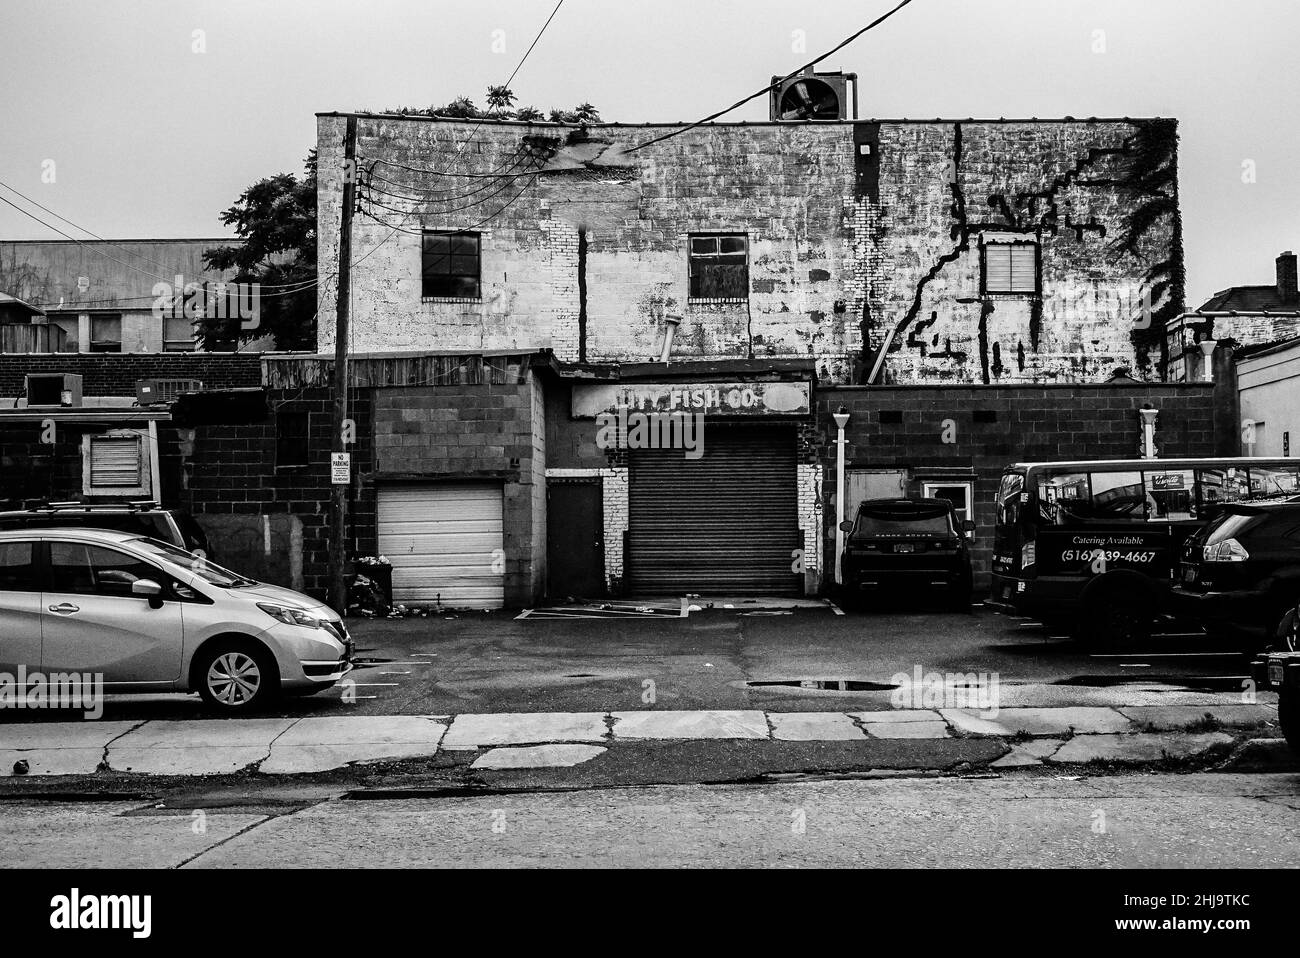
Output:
[
  {"xmin": 1250, "ymin": 650, "xmax": 1300, "ymax": 753},
  {"xmin": 0, "ymin": 502, "xmax": 210, "ymax": 558},
  {"xmin": 839, "ymin": 497, "xmax": 974, "ymax": 610},
  {"xmin": 1169, "ymin": 499, "xmax": 1300, "ymax": 647}
]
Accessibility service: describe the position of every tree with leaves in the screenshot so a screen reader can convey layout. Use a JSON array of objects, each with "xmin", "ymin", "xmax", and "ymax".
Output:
[
  {"xmin": 485, "ymin": 84, "xmax": 517, "ymax": 114},
  {"xmin": 378, "ymin": 88, "xmax": 601, "ymax": 124},
  {"xmin": 199, "ymin": 150, "xmax": 318, "ymax": 351}
]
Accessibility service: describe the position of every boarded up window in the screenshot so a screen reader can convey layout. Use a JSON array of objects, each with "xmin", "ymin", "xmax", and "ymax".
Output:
[
  {"xmin": 89, "ymin": 314, "xmax": 123, "ymax": 353},
  {"xmin": 689, "ymin": 234, "xmax": 748, "ymax": 299},
  {"xmin": 163, "ymin": 315, "xmax": 196, "ymax": 352},
  {"xmin": 87, "ymin": 435, "xmax": 143, "ymax": 488},
  {"xmin": 422, "ymin": 232, "xmax": 481, "ymax": 299},
  {"xmin": 983, "ymin": 242, "xmax": 1038, "ymax": 294}
]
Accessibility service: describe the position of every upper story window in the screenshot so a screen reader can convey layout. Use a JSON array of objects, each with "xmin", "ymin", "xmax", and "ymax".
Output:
[
  {"xmin": 163, "ymin": 315, "xmax": 197, "ymax": 352},
  {"xmin": 422, "ymin": 231, "xmax": 481, "ymax": 300},
  {"xmin": 982, "ymin": 240, "xmax": 1039, "ymax": 294},
  {"xmin": 689, "ymin": 234, "xmax": 748, "ymax": 300},
  {"xmin": 89, "ymin": 313, "xmax": 123, "ymax": 352}
]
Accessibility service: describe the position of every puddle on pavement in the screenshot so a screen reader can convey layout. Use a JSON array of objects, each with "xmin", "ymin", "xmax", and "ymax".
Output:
[{"xmin": 746, "ymin": 679, "xmax": 898, "ymax": 691}]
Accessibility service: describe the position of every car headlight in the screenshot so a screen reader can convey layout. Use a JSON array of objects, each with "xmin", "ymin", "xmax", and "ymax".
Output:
[{"xmin": 257, "ymin": 602, "xmax": 328, "ymax": 629}]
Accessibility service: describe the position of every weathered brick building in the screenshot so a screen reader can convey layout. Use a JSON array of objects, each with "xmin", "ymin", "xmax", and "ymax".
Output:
[
  {"xmin": 319, "ymin": 112, "xmax": 1181, "ymax": 383},
  {"xmin": 298, "ymin": 110, "xmax": 1192, "ymax": 604}
]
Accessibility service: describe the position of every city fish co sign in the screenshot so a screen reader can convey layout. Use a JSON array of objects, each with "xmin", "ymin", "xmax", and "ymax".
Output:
[{"xmin": 572, "ymin": 381, "xmax": 810, "ymax": 418}]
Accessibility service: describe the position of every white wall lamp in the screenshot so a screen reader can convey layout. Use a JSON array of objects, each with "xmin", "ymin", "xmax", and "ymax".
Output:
[
  {"xmin": 1198, "ymin": 337, "xmax": 1217, "ymax": 383},
  {"xmin": 832, "ymin": 405, "xmax": 850, "ymax": 586},
  {"xmin": 1139, "ymin": 406, "xmax": 1159, "ymax": 460}
]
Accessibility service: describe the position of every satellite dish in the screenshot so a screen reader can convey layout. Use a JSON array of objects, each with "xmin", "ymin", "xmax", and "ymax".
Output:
[{"xmin": 778, "ymin": 77, "xmax": 842, "ymax": 121}]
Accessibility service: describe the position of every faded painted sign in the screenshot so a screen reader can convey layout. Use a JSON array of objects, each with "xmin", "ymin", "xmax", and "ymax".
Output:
[{"xmin": 573, "ymin": 381, "xmax": 810, "ymax": 418}]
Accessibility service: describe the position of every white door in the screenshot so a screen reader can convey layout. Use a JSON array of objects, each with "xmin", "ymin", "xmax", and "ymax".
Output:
[{"xmin": 377, "ymin": 484, "xmax": 505, "ymax": 609}]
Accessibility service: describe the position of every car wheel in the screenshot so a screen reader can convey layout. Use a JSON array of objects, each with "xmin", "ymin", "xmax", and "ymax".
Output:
[
  {"xmin": 195, "ymin": 641, "xmax": 279, "ymax": 712},
  {"xmin": 1081, "ymin": 588, "xmax": 1152, "ymax": 651},
  {"xmin": 1280, "ymin": 692, "xmax": 1300, "ymax": 755}
]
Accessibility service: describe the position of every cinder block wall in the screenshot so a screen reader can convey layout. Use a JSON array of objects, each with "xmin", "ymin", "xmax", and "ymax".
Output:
[
  {"xmin": 817, "ymin": 383, "xmax": 1218, "ymax": 591},
  {"xmin": 371, "ymin": 377, "xmax": 545, "ymax": 605},
  {"xmin": 178, "ymin": 388, "xmax": 376, "ymax": 601}
]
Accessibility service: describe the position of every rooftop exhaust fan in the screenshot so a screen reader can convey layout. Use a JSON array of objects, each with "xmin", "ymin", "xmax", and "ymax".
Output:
[{"xmin": 770, "ymin": 69, "xmax": 857, "ymax": 121}]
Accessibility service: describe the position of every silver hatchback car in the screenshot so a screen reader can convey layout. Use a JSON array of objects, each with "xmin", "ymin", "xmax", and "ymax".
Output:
[{"xmin": 0, "ymin": 527, "xmax": 352, "ymax": 713}]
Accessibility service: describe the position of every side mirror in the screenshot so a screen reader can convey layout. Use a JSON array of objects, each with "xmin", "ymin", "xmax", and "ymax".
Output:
[
  {"xmin": 839, "ymin": 520, "xmax": 855, "ymax": 533},
  {"xmin": 132, "ymin": 578, "xmax": 164, "ymax": 608},
  {"xmin": 963, "ymin": 519, "xmax": 976, "ymax": 533}
]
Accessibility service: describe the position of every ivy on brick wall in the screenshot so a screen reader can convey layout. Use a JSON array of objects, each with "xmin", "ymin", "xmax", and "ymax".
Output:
[{"xmin": 1112, "ymin": 118, "xmax": 1185, "ymax": 375}]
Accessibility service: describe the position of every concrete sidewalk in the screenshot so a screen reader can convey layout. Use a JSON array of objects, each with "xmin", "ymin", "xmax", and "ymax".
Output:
[{"xmin": 0, "ymin": 703, "xmax": 1280, "ymax": 778}]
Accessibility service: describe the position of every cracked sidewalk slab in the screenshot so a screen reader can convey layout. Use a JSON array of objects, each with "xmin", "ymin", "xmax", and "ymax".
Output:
[
  {"xmin": 106, "ymin": 718, "xmax": 298, "ymax": 776},
  {"xmin": 1, "ymin": 721, "xmax": 141, "ymax": 777},
  {"xmin": 440, "ymin": 712, "xmax": 608, "ymax": 749},
  {"xmin": 769, "ymin": 712, "xmax": 865, "ymax": 741},
  {"xmin": 1049, "ymin": 732, "xmax": 1237, "ymax": 764},
  {"xmin": 940, "ymin": 706, "xmax": 1134, "ymax": 737},
  {"xmin": 471, "ymin": 744, "xmax": 607, "ymax": 770},
  {"xmin": 262, "ymin": 716, "xmax": 449, "ymax": 774},
  {"xmin": 611, "ymin": 710, "xmax": 769, "ymax": 740}
]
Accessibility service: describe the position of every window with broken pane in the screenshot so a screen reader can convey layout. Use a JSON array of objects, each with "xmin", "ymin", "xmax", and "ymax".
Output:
[
  {"xmin": 422, "ymin": 231, "xmax": 481, "ymax": 299},
  {"xmin": 688, "ymin": 234, "xmax": 748, "ymax": 299}
]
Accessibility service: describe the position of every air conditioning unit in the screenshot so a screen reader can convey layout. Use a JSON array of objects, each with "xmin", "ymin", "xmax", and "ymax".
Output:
[
  {"xmin": 136, "ymin": 378, "xmax": 204, "ymax": 405},
  {"xmin": 770, "ymin": 68, "xmax": 858, "ymax": 121},
  {"xmin": 25, "ymin": 373, "xmax": 83, "ymax": 408}
]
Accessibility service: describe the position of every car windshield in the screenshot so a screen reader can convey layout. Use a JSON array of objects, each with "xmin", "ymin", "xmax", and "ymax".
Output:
[
  {"xmin": 854, "ymin": 505, "xmax": 953, "ymax": 536},
  {"xmin": 130, "ymin": 537, "xmax": 255, "ymax": 587}
]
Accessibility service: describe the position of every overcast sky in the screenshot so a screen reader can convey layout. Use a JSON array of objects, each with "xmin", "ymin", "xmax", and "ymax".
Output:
[{"xmin": 1, "ymin": 0, "xmax": 1296, "ymax": 305}]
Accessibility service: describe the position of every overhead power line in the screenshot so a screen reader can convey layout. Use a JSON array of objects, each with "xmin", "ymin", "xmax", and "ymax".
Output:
[{"xmin": 349, "ymin": 0, "xmax": 565, "ymax": 272}]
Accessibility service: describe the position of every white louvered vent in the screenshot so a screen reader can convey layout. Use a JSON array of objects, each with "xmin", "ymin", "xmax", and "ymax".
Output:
[{"xmin": 88, "ymin": 436, "xmax": 143, "ymax": 488}]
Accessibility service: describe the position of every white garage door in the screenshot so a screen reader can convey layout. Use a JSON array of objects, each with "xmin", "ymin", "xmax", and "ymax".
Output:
[{"xmin": 377, "ymin": 484, "xmax": 505, "ymax": 609}]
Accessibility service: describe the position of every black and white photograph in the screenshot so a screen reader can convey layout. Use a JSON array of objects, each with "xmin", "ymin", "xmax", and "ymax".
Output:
[{"xmin": 0, "ymin": 0, "xmax": 1297, "ymax": 939}]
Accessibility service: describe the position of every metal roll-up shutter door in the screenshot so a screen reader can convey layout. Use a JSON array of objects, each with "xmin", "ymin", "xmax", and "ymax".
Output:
[
  {"xmin": 628, "ymin": 425, "xmax": 801, "ymax": 595},
  {"xmin": 377, "ymin": 483, "xmax": 505, "ymax": 609}
]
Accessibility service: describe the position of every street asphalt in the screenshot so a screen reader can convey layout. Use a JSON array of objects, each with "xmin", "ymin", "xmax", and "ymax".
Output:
[
  {"xmin": 3, "ymin": 772, "xmax": 1297, "ymax": 868},
  {"xmin": 2, "ymin": 604, "xmax": 1267, "ymax": 722}
]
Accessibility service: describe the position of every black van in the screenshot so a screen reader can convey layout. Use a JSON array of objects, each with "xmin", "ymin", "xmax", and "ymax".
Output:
[{"xmin": 839, "ymin": 498, "xmax": 974, "ymax": 610}]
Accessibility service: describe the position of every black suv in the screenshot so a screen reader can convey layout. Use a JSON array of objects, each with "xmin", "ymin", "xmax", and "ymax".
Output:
[
  {"xmin": 1250, "ymin": 651, "xmax": 1300, "ymax": 752},
  {"xmin": 0, "ymin": 502, "xmax": 210, "ymax": 557},
  {"xmin": 1170, "ymin": 499, "xmax": 1300, "ymax": 646},
  {"xmin": 839, "ymin": 498, "xmax": 975, "ymax": 610}
]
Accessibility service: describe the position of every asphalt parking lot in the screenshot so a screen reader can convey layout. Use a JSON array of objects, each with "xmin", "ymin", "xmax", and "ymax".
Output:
[{"xmin": 3, "ymin": 601, "xmax": 1267, "ymax": 723}]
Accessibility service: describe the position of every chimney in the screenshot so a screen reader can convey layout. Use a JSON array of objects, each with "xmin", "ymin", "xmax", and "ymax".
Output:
[{"xmin": 1278, "ymin": 250, "xmax": 1298, "ymax": 302}]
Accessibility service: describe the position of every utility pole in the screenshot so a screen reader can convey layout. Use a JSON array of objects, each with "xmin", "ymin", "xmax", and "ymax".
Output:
[{"xmin": 328, "ymin": 115, "xmax": 358, "ymax": 615}]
